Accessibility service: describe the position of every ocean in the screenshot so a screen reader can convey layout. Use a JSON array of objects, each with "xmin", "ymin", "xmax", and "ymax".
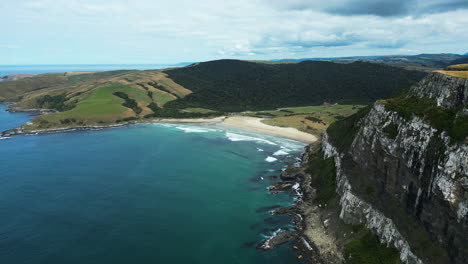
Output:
[
  {"xmin": 0, "ymin": 64, "xmax": 188, "ymax": 76},
  {"xmin": 0, "ymin": 104, "xmax": 305, "ymax": 263}
]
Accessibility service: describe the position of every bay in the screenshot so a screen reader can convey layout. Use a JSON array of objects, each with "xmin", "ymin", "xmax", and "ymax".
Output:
[{"xmin": 0, "ymin": 105, "xmax": 303, "ymax": 264}]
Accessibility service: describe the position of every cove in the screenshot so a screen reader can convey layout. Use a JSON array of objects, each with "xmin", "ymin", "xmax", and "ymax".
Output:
[{"xmin": 0, "ymin": 105, "xmax": 304, "ymax": 264}]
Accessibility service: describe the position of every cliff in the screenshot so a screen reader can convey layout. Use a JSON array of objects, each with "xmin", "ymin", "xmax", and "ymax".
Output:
[{"xmin": 321, "ymin": 72, "xmax": 467, "ymax": 263}]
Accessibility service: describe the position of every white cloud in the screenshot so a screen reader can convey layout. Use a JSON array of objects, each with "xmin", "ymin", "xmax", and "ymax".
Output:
[{"xmin": 0, "ymin": 0, "xmax": 467, "ymax": 64}]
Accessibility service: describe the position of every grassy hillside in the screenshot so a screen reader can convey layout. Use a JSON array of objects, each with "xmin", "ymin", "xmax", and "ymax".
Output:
[
  {"xmin": 247, "ymin": 104, "xmax": 365, "ymax": 136},
  {"xmin": 164, "ymin": 60, "xmax": 425, "ymax": 112},
  {"xmin": 2, "ymin": 70, "xmax": 200, "ymax": 131},
  {"xmin": 437, "ymin": 64, "xmax": 468, "ymax": 79},
  {"xmin": 1, "ymin": 60, "xmax": 426, "ymax": 132},
  {"xmin": 445, "ymin": 64, "xmax": 468, "ymax": 71}
]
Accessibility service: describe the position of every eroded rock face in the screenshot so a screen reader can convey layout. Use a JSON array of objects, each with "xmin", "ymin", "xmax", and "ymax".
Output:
[
  {"xmin": 323, "ymin": 133, "xmax": 423, "ymax": 264},
  {"xmin": 409, "ymin": 72, "xmax": 468, "ymax": 108},
  {"xmin": 322, "ymin": 73, "xmax": 468, "ymax": 264}
]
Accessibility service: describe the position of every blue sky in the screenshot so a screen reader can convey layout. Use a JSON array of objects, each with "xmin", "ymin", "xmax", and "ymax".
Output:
[{"xmin": 1, "ymin": 0, "xmax": 467, "ymax": 64}]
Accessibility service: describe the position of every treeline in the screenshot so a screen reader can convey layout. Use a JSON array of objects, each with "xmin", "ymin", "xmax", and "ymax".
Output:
[
  {"xmin": 36, "ymin": 94, "xmax": 75, "ymax": 111},
  {"xmin": 143, "ymin": 107, "xmax": 224, "ymax": 119},
  {"xmin": 113, "ymin": 92, "xmax": 142, "ymax": 114},
  {"xmin": 164, "ymin": 60, "xmax": 426, "ymax": 112}
]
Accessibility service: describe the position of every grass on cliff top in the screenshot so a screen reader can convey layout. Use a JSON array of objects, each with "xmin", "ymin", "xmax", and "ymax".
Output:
[
  {"xmin": 383, "ymin": 97, "xmax": 468, "ymax": 143},
  {"xmin": 255, "ymin": 104, "xmax": 365, "ymax": 136},
  {"xmin": 344, "ymin": 231, "xmax": 401, "ymax": 264},
  {"xmin": 436, "ymin": 70, "xmax": 468, "ymax": 79}
]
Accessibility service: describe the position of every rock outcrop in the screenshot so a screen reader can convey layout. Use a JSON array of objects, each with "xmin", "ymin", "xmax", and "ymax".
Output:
[
  {"xmin": 409, "ymin": 72, "xmax": 467, "ymax": 108},
  {"xmin": 322, "ymin": 72, "xmax": 467, "ymax": 264}
]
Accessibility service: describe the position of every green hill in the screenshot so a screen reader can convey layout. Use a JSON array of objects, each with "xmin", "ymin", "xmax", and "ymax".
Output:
[
  {"xmin": 164, "ymin": 60, "xmax": 426, "ymax": 112},
  {"xmin": 0, "ymin": 60, "xmax": 426, "ymax": 132}
]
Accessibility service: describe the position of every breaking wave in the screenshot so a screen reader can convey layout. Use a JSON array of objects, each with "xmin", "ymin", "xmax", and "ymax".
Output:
[
  {"xmin": 226, "ymin": 132, "xmax": 277, "ymax": 145},
  {"xmin": 175, "ymin": 126, "xmax": 214, "ymax": 133}
]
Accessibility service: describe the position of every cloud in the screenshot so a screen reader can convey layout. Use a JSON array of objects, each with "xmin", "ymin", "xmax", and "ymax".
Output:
[
  {"xmin": 267, "ymin": 0, "xmax": 468, "ymax": 17},
  {"xmin": 1, "ymin": 0, "xmax": 468, "ymax": 64}
]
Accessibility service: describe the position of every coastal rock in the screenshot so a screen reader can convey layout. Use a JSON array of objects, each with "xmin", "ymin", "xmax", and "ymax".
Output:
[
  {"xmin": 271, "ymin": 205, "xmax": 300, "ymax": 216},
  {"xmin": 321, "ymin": 72, "xmax": 468, "ymax": 263},
  {"xmin": 280, "ymin": 169, "xmax": 302, "ymax": 181},
  {"xmin": 268, "ymin": 181, "xmax": 295, "ymax": 191},
  {"xmin": 258, "ymin": 230, "xmax": 297, "ymax": 250},
  {"xmin": 409, "ymin": 72, "xmax": 468, "ymax": 108},
  {"xmin": 323, "ymin": 133, "xmax": 424, "ymax": 264}
]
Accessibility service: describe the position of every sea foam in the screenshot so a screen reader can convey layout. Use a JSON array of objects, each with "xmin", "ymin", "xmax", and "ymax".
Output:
[
  {"xmin": 273, "ymin": 149, "xmax": 289, "ymax": 156},
  {"xmin": 175, "ymin": 126, "xmax": 215, "ymax": 133},
  {"xmin": 226, "ymin": 132, "xmax": 277, "ymax": 145},
  {"xmin": 265, "ymin": 156, "xmax": 278, "ymax": 162}
]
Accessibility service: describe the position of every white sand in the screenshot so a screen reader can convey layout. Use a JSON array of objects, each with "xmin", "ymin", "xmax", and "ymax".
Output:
[
  {"xmin": 220, "ymin": 116, "xmax": 317, "ymax": 143},
  {"xmin": 154, "ymin": 115, "xmax": 317, "ymax": 143},
  {"xmin": 157, "ymin": 116, "xmax": 226, "ymax": 123}
]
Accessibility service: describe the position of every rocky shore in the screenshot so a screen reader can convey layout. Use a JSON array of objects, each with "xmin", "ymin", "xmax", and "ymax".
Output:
[
  {"xmin": 0, "ymin": 123, "xmax": 128, "ymax": 137},
  {"xmin": 257, "ymin": 142, "xmax": 344, "ymax": 264}
]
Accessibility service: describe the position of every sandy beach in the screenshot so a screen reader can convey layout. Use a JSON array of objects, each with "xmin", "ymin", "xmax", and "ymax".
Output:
[
  {"xmin": 158, "ymin": 115, "xmax": 318, "ymax": 143},
  {"xmin": 220, "ymin": 116, "xmax": 318, "ymax": 143},
  {"xmin": 158, "ymin": 116, "xmax": 226, "ymax": 124}
]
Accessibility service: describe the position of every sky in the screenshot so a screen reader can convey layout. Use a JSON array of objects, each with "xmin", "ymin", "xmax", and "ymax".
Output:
[{"xmin": 1, "ymin": 0, "xmax": 467, "ymax": 64}]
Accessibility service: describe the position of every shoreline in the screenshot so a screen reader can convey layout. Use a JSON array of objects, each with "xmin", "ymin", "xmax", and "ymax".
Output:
[
  {"xmin": 258, "ymin": 143, "xmax": 328, "ymax": 263},
  {"xmin": 1, "ymin": 106, "xmax": 325, "ymax": 262},
  {"xmin": 1, "ymin": 113, "xmax": 318, "ymax": 144},
  {"xmin": 219, "ymin": 116, "xmax": 317, "ymax": 143}
]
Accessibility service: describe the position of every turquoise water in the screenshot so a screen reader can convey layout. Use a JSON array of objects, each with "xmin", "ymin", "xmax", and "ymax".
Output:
[{"xmin": 0, "ymin": 105, "xmax": 304, "ymax": 263}]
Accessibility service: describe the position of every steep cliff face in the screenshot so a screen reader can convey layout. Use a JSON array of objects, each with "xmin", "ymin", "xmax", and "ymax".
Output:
[
  {"xmin": 323, "ymin": 72, "xmax": 467, "ymax": 264},
  {"xmin": 410, "ymin": 72, "xmax": 467, "ymax": 108}
]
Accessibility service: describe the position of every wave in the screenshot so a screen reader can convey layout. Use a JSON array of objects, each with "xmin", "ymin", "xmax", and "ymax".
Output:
[
  {"xmin": 226, "ymin": 132, "xmax": 278, "ymax": 145},
  {"xmin": 256, "ymin": 147, "xmax": 264, "ymax": 152},
  {"xmin": 259, "ymin": 228, "xmax": 285, "ymax": 250},
  {"xmin": 175, "ymin": 126, "xmax": 214, "ymax": 133},
  {"xmin": 265, "ymin": 156, "xmax": 278, "ymax": 162},
  {"xmin": 273, "ymin": 149, "xmax": 289, "ymax": 156},
  {"xmin": 301, "ymin": 237, "xmax": 314, "ymax": 251},
  {"xmin": 0, "ymin": 136, "xmax": 9, "ymax": 140}
]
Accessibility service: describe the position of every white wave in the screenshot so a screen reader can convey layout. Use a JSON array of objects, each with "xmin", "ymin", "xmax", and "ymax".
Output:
[
  {"xmin": 226, "ymin": 132, "xmax": 277, "ymax": 145},
  {"xmin": 260, "ymin": 228, "xmax": 285, "ymax": 249},
  {"xmin": 301, "ymin": 237, "xmax": 314, "ymax": 251},
  {"xmin": 292, "ymin": 182, "xmax": 303, "ymax": 200},
  {"xmin": 0, "ymin": 137, "xmax": 9, "ymax": 140},
  {"xmin": 265, "ymin": 156, "xmax": 278, "ymax": 162},
  {"xmin": 256, "ymin": 147, "xmax": 264, "ymax": 152},
  {"xmin": 292, "ymin": 182, "xmax": 300, "ymax": 191},
  {"xmin": 273, "ymin": 150, "xmax": 289, "ymax": 156},
  {"xmin": 159, "ymin": 124, "xmax": 176, "ymax": 128},
  {"xmin": 175, "ymin": 126, "xmax": 213, "ymax": 133}
]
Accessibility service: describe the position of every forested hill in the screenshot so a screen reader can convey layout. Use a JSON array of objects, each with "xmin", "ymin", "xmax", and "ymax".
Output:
[{"xmin": 164, "ymin": 60, "xmax": 426, "ymax": 112}]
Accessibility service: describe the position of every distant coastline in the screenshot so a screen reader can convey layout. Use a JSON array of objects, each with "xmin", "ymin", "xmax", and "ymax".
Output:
[{"xmin": 0, "ymin": 111, "xmax": 317, "ymax": 143}]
